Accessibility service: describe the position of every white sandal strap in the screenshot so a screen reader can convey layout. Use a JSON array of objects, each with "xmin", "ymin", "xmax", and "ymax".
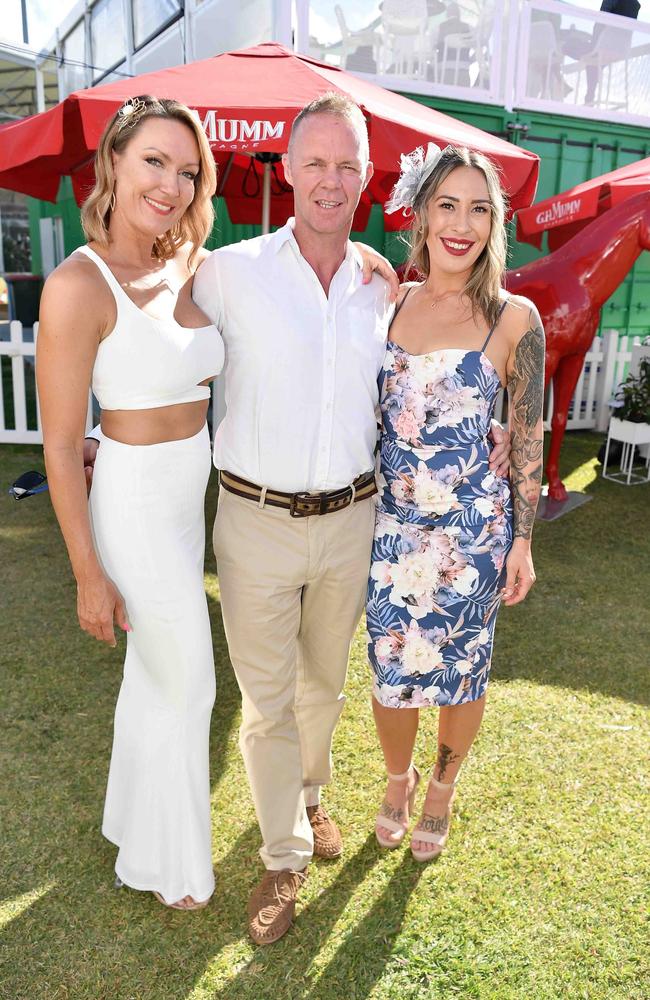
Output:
[
  {"xmin": 386, "ymin": 763, "xmax": 414, "ymax": 782},
  {"xmin": 375, "ymin": 814, "xmax": 408, "ymax": 834},
  {"xmin": 412, "ymin": 829, "xmax": 447, "ymax": 846}
]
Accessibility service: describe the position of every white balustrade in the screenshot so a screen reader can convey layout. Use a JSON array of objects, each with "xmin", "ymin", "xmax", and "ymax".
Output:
[{"xmin": 296, "ymin": 0, "xmax": 650, "ymax": 127}]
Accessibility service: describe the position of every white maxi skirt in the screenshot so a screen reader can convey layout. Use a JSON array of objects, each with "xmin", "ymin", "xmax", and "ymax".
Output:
[{"xmin": 89, "ymin": 424, "xmax": 215, "ymax": 904}]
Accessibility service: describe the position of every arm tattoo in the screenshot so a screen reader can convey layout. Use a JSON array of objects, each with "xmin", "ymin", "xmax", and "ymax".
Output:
[{"xmin": 507, "ymin": 308, "xmax": 545, "ymax": 540}]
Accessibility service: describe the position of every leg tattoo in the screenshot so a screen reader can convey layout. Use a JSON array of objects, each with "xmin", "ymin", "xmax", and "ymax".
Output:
[{"xmin": 436, "ymin": 743, "xmax": 460, "ymax": 781}]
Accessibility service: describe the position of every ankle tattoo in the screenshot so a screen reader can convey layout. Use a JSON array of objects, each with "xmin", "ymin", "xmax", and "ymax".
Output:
[
  {"xmin": 436, "ymin": 743, "xmax": 460, "ymax": 781},
  {"xmin": 380, "ymin": 802, "xmax": 404, "ymax": 822},
  {"xmin": 419, "ymin": 813, "xmax": 449, "ymax": 835}
]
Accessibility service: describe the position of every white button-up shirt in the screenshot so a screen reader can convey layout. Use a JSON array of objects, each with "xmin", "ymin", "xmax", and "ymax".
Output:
[{"xmin": 192, "ymin": 219, "xmax": 391, "ymax": 493}]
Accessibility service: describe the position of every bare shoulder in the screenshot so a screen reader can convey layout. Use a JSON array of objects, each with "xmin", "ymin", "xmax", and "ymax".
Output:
[
  {"xmin": 502, "ymin": 292, "xmax": 544, "ymax": 339},
  {"xmin": 42, "ymin": 252, "xmax": 111, "ymax": 309},
  {"xmin": 40, "ymin": 252, "xmax": 112, "ymax": 338},
  {"xmin": 500, "ymin": 292, "xmax": 544, "ymax": 352},
  {"xmin": 177, "ymin": 240, "xmax": 211, "ymax": 275},
  {"xmin": 396, "ymin": 280, "xmax": 420, "ymax": 305}
]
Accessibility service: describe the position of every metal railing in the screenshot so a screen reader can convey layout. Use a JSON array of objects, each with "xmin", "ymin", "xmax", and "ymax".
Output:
[{"xmin": 295, "ymin": 0, "xmax": 650, "ymax": 127}]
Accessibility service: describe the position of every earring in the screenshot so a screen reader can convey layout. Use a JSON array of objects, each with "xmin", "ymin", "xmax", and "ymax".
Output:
[{"xmin": 110, "ymin": 191, "xmax": 116, "ymax": 211}]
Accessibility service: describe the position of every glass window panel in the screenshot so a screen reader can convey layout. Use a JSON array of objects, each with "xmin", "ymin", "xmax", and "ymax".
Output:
[
  {"xmin": 91, "ymin": 0, "xmax": 126, "ymax": 79},
  {"xmin": 132, "ymin": 0, "xmax": 182, "ymax": 48},
  {"xmin": 306, "ymin": 0, "xmax": 498, "ymax": 94},
  {"xmin": 61, "ymin": 21, "xmax": 87, "ymax": 96}
]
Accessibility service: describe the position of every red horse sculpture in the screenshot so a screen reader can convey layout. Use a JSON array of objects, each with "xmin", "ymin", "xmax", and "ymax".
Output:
[{"xmin": 507, "ymin": 191, "xmax": 650, "ymax": 501}]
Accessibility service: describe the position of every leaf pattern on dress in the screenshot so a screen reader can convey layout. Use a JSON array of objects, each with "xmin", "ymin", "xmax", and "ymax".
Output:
[{"xmin": 367, "ymin": 345, "xmax": 513, "ymax": 708}]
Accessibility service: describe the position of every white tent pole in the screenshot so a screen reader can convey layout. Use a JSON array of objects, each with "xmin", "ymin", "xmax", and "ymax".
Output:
[{"xmin": 262, "ymin": 160, "xmax": 272, "ymax": 235}]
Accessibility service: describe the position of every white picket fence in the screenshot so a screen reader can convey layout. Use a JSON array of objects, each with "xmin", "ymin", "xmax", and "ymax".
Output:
[
  {"xmin": 0, "ymin": 322, "xmax": 644, "ymax": 445},
  {"xmin": 491, "ymin": 330, "xmax": 642, "ymax": 430},
  {"xmin": 0, "ymin": 320, "xmax": 93, "ymax": 443}
]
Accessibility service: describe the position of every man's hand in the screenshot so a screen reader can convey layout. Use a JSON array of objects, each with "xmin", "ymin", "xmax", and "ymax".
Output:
[
  {"xmin": 488, "ymin": 420, "xmax": 511, "ymax": 478},
  {"xmin": 83, "ymin": 438, "xmax": 99, "ymax": 493},
  {"xmin": 354, "ymin": 242, "xmax": 400, "ymax": 302}
]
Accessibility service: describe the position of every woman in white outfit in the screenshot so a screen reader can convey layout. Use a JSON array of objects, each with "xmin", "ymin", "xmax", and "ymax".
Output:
[{"xmin": 36, "ymin": 96, "xmax": 224, "ymax": 910}]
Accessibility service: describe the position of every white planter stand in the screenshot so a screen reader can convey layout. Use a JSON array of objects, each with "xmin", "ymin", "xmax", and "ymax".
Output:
[{"xmin": 602, "ymin": 417, "xmax": 650, "ymax": 485}]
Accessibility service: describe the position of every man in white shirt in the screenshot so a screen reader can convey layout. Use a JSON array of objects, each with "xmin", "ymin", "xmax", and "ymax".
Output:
[{"xmin": 192, "ymin": 93, "xmax": 392, "ymax": 946}]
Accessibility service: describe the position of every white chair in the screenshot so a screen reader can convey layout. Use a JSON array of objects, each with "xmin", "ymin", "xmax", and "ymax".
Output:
[
  {"xmin": 526, "ymin": 20, "xmax": 564, "ymax": 100},
  {"xmin": 435, "ymin": 5, "xmax": 494, "ymax": 90},
  {"xmin": 380, "ymin": 0, "xmax": 430, "ymax": 80},
  {"xmin": 572, "ymin": 25, "xmax": 632, "ymax": 110},
  {"xmin": 334, "ymin": 5, "xmax": 381, "ymax": 72},
  {"xmin": 438, "ymin": 31, "xmax": 474, "ymax": 87}
]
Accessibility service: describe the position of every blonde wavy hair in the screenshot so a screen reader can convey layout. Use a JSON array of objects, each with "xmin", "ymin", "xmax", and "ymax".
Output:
[
  {"xmin": 81, "ymin": 95, "xmax": 216, "ymax": 269},
  {"xmin": 406, "ymin": 146, "xmax": 508, "ymax": 328}
]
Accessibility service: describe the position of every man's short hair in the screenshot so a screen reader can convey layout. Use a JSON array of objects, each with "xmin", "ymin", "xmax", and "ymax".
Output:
[{"xmin": 288, "ymin": 92, "xmax": 370, "ymax": 163}]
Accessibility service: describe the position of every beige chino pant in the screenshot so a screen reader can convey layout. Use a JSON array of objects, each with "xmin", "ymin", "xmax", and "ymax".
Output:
[{"xmin": 213, "ymin": 485, "xmax": 376, "ymax": 871}]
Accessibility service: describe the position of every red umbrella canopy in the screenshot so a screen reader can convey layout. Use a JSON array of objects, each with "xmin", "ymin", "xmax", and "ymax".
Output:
[
  {"xmin": 0, "ymin": 43, "xmax": 539, "ymax": 229},
  {"xmin": 516, "ymin": 157, "xmax": 650, "ymax": 251}
]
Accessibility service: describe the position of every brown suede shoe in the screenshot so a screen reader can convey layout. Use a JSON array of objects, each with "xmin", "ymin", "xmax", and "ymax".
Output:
[
  {"xmin": 307, "ymin": 804, "xmax": 343, "ymax": 859},
  {"xmin": 248, "ymin": 868, "xmax": 307, "ymax": 946}
]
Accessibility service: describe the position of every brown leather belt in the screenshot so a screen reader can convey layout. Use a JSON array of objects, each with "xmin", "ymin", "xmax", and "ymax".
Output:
[{"xmin": 219, "ymin": 469, "xmax": 377, "ymax": 518}]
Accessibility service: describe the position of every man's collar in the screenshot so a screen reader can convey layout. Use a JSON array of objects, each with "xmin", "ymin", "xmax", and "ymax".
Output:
[
  {"xmin": 269, "ymin": 218, "xmax": 297, "ymax": 254},
  {"xmin": 272, "ymin": 217, "xmax": 363, "ymax": 270}
]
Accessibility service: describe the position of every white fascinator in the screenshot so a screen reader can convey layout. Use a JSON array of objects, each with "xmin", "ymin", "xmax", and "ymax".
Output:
[{"xmin": 385, "ymin": 142, "xmax": 446, "ymax": 215}]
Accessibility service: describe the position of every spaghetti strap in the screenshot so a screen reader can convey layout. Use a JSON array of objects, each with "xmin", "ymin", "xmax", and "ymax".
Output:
[
  {"xmin": 390, "ymin": 285, "xmax": 414, "ymax": 326},
  {"xmin": 481, "ymin": 299, "xmax": 508, "ymax": 353},
  {"xmin": 75, "ymin": 245, "xmax": 131, "ymax": 305}
]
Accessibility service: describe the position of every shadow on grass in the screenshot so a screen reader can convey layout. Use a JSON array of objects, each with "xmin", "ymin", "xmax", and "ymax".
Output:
[
  {"xmin": 0, "ymin": 823, "xmax": 261, "ymax": 1000},
  {"xmin": 213, "ymin": 837, "xmax": 424, "ymax": 1000},
  {"xmin": 0, "ymin": 457, "xmax": 250, "ymax": 998}
]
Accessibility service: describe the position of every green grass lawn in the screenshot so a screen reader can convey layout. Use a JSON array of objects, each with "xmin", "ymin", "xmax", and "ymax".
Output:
[{"xmin": 1, "ymin": 432, "xmax": 648, "ymax": 1000}]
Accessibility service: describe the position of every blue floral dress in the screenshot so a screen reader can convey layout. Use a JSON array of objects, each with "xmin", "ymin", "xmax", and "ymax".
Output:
[{"xmin": 366, "ymin": 296, "xmax": 513, "ymax": 709}]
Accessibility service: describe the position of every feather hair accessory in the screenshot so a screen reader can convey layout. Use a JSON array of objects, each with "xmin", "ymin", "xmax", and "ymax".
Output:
[
  {"xmin": 385, "ymin": 142, "xmax": 446, "ymax": 215},
  {"xmin": 116, "ymin": 97, "xmax": 147, "ymax": 133}
]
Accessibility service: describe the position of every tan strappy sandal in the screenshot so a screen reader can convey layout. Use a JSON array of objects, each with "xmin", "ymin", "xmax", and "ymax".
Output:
[
  {"xmin": 153, "ymin": 891, "xmax": 210, "ymax": 911},
  {"xmin": 410, "ymin": 774, "xmax": 457, "ymax": 862},
  {"xmin": 375, "ymin": 764, "xmax": 420, "ymax": 849}
]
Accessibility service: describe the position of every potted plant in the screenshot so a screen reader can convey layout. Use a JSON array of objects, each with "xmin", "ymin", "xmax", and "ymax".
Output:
[{"xmin": 603, "ymin": 348, "xmax": 650, "ymax": 484}]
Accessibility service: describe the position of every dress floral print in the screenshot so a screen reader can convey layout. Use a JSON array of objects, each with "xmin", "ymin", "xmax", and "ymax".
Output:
[{"xmin": 366, "ymin": 310, "xmax": 513, "ymax": 709}]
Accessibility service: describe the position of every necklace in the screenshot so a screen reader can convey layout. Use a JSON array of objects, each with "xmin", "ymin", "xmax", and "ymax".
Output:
[{"xmin": 423, "ymin": 283, "xmax": 466, "ymax": 309}]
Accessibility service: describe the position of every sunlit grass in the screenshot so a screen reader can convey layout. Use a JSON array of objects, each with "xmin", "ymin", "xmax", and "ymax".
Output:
[
  {"xmin": 1, "ymin": 432, "xmax": 648, "ymax": 1000},
  {"xmin": 0, "ymin": 883, "xmax": 56, "ymax": 931}
]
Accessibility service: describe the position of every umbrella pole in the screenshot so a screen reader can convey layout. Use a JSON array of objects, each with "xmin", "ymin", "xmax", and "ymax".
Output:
[{"xmin": 262, "ymin": 160, "xmax": 271, "ymax": 235}]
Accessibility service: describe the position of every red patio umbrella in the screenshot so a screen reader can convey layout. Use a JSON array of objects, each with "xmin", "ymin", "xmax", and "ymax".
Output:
[
  {"xmin": 516, "ymin": 157, "xmax": 650, "ymax": 251},
  {"xmin": 0, "ymin": 43, "xmax": 539, "ymax": 232}
]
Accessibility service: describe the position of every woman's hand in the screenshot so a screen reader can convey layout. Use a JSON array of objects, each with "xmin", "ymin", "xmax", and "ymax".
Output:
[
  {"xmin": 354, "ymin": 242, "xmax": 400, "ymax": 301},
  {"xmin": 501, "ymin": 539, "xmax": 536, "ymax": 607},
  {"xmin": 77, "ymin": 570, "xmax": 130, "ymax": 647}
]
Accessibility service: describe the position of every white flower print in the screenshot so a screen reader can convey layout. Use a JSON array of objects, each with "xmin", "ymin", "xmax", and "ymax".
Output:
[
  {"xmin": 401, "ymin": 623, "xmax": 444, "ymax": 674},
  {"xmin": 474, "ymin": 495, "xmax": 496, "ymax": 518}
]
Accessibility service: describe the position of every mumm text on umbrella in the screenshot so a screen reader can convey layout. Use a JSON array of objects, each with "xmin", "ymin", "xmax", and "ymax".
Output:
[{"xmin": 198, "ymin": 110, "xmax": 286, "ymax": 146}]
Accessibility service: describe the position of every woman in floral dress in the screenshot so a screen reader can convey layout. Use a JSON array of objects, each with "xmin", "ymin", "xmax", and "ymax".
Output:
[{"xmin": 367, "ymin": 145, "xmax": 545, "ymax": 861}]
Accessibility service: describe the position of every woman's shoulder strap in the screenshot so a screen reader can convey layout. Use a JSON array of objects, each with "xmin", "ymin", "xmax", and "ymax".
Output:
[
  {"xmin": 392, "ymin": 284, "xmax": 414, "ymax": 321},
  {"xmin": 481, "ymin": 298, "xmax": 508, "ymax": 353}
]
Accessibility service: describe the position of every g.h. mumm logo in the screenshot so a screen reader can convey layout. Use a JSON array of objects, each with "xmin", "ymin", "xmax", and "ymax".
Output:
[
  {"xmin": 535, "ymin": 197, "xmax": 582, "ymax": 228},
  {"xmin": 199, "ymin": 110, "xmax": 286, "ymax": 146}
]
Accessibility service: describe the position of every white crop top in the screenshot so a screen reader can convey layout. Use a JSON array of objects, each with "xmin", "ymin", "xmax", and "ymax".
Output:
[{"xmin": 78, "ymin": 245, "xmax": 224, "ymax": 411}]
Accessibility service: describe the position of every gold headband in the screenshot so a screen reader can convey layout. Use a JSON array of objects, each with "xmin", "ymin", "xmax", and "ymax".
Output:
[{"xmin": 116, "ymin": 97, "xmax": 148, "ymax": 133}]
